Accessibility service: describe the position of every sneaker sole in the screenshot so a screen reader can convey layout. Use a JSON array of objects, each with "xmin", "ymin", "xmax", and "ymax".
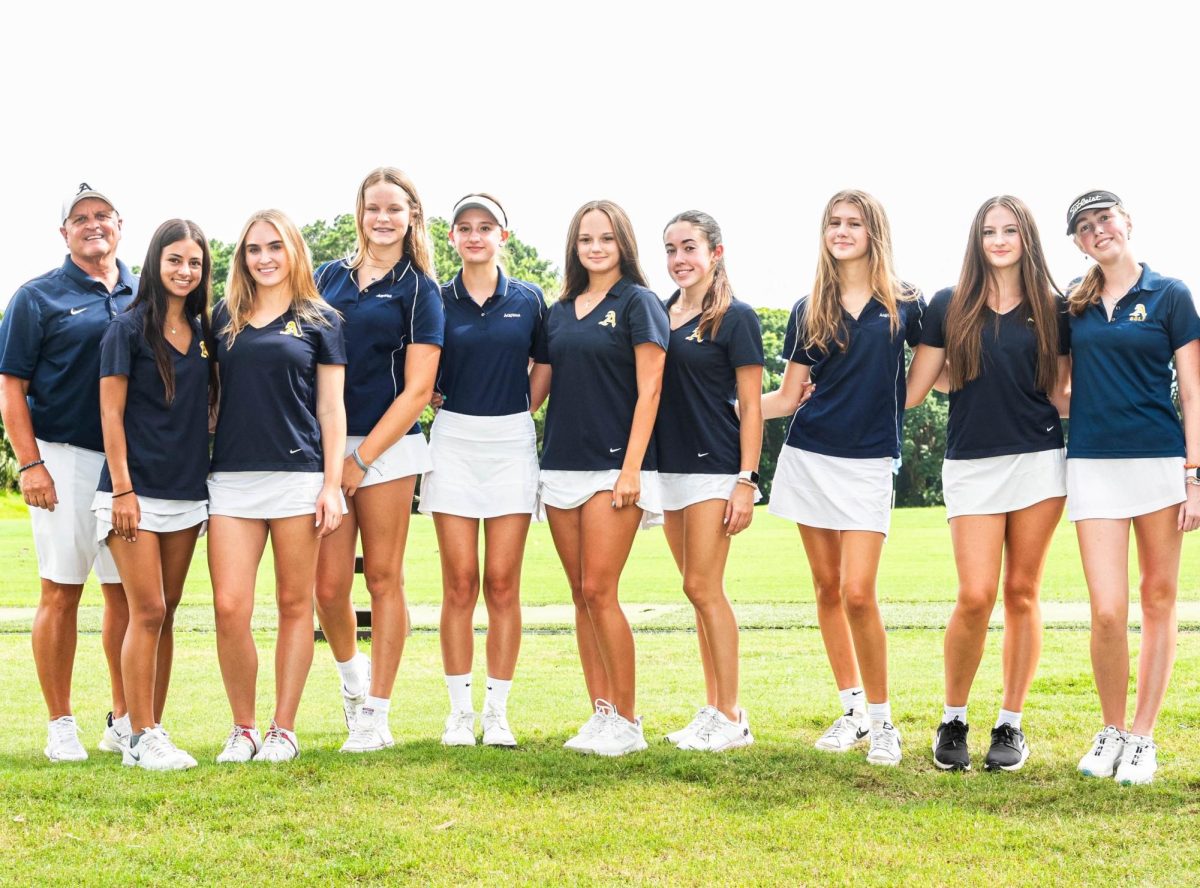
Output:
[
  {"xmin": 97, "ymin": 735, "xmax": 127, "ymax": 754},
  {"xmin": 931, "ymin": 738, "xmax": 971, "ymax": 771},
  {"xmin": 441, "ymin": 737, "xmax": 477, "ymax": 747},
  {"xmin": 341, "ymin": 740, "xmax": 395, "ymax": 753},
  {"xmin": 985, "ymin": 747, "xmax": 1029, "ymax": 772},
  {"xmin": 45, "ymin": 749, "xmax": 88, "ymax": 763},
  {"xmin": 1078, "ymin": 765, "xmax": 1116, "ymax": 778},
  {"xmin": 591, "ymin": 742, "xmax": 649, "ymax": 757},
  {"xmin": 814, "ymin": 732, "xmax": 869, "ymax": 752},
  {"xmin": 482, "ymin": 738, "xmax": 518, "ymax": 748}
]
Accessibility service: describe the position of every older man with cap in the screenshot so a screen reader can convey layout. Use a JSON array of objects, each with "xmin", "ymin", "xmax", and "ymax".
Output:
[{"xmin": 0, "ymin": 183, "xmax": 137, "ymax": 761}]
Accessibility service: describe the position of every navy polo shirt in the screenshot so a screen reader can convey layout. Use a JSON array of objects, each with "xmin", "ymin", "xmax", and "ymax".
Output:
[
  {"xmin": 0, "ymin": 256, "xmax": 137, "ymax": 451},
  {"xmin": 96, "ymin": 305, "xmax": 211, "ymax": 500},
  {"xmin": 782, "ymin": 292, "xmax": 926, "ymax": 459},
  {"xmin": 1066, "ymin": 264, "xmax": 1200, "ymax": 459},
  {"xmin": 537, "ymin": 277, "xmax": 669, "ymax": 471},
  {"xmin": 435, "ymin": 269, "xmax": 547, "ymax": 416},
  {"xmin": 210, "ymin": 300, "xmax": 347, "ymax": 472},
  {"xmin": 921, "ymin": 287, "xmax": 1070, "ymax": 460},
  {"xmin": 656, "ymin": 295, "xmax": 764, "ymax": 474},
  {"xmin": 315, "ymin": 258, "xmax": 444, "ymax": 436}
]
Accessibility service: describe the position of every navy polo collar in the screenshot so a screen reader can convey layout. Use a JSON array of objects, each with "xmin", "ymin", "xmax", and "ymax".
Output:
[
  {"xmin": 606, "ymin": 277, "xmax": 638, "ymax": 300},
  {"xmin": 451, "ymin": 266, "xmax": 509, "ymax": 302},
  {"xmin": 61, "ymin": 255, "xmax": 136, "ymax": 293},
  {"xmin": 1132, "ymin": 263, "xmax": 1166, "ymax": 294}
]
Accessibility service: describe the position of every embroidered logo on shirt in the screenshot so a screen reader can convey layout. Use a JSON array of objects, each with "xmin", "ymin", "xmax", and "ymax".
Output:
[
  {"xmin": 1128, "ymin": 303, "xmax": 1147, "ymax": 322},
  {"xmin": 69, "ymin": 306, "xmax": 88, "ymax": 315},
  {"xmin": 599, "ymin": 311, "xmax": 617, "ymax": 328},
  {"xmin": 503, "ymin": 313, "xmax": 522, "ymax": 319},
  {"xmin": 280, "ymin": 320, "xmax": 303, "ymax": 338},
  {"xmin": 199, "ymin": 341, "xmax": 209, "ymax": 359},
  {"xmin": 686, "ymin": 328, "xmax": 703, "ymax": 343}
]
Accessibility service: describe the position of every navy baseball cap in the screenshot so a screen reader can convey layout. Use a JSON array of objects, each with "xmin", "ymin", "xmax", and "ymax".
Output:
[{"xmin": 1066, "ymin": 190, "xmax": 1121, "ymax": 235}]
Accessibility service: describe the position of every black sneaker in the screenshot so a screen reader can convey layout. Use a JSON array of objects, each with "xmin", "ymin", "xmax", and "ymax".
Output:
[
  {"xmin": 984, "ymin": 723, "xmax": 1029, "ymax": 772},
  {"xmin": 933, "ymin": 718, "xmax": 971, "ymax": 771}
]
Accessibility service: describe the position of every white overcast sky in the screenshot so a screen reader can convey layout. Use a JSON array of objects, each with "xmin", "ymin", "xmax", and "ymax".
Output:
[{"xmin": 1, "ymin": 1, "xmax": 1195, "ymax": 311}]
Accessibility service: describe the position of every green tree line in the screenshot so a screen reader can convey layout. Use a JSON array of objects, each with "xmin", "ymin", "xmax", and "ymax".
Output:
[{"xmin": 0, "ymin": 218, "xmax": 949, "ymax": 502}]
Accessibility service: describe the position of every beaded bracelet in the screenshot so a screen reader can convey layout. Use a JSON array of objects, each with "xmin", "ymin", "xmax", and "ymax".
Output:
[{"xmin": 18, "ymin": 459, "xmax": 44, "ymax": 473}]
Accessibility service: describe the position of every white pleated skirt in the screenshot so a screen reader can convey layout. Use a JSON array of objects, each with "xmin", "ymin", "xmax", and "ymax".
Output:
[
  {"xmin": 659, "ymin": 473, "xmax": 763, "ymax": 511},
  {"xmin": 1067, "ymin": 456, "xmax": 1185, "ymax": 521},
  {"xmin": 207, "ymin": 471, "xmax": 347, "ymax": 520},
  {"xmin": 348, "ymin": 432, "xmax": 432, "ymax": 488},
  {"xmin": 537, "ymin": 469, "xmax": 663, "ymax": 529},
  {"xmin": 419, "ymin": 410, "xmax": 539, "ymax": 518},
  {"xmin": 943, "ymin": 448, "xmax": 1066, "ymax": 519},
  {"xmin": 767, "ymin": 446, "xmax": 893, "ymax": 535},
  {"xmin": 92, "ymin": 493, "xmax": 208, "ymax": 543}
]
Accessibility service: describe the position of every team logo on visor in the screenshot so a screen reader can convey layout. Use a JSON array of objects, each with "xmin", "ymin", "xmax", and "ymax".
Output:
[
  {"xmin": 599, "ymin": 311, "xmax": 617, "ymax": 328},
  {"xmin": 1128, "ymin": 303, "xmax": 1147, "ymax": 322},
  {"xmin": 280, "ymin": 321, "xmax": 303, "ymax": 338}
]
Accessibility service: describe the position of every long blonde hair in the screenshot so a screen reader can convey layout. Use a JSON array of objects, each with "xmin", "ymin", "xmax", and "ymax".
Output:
[
  {"xmin": 222, "ymin": 209, "xmax": 331, "ymax": 346},
  {"xmin": 803, "ymin": 189, "xmax": 914, "ymax": 352},
  {"xmin": 351, "ymin": 167, "xmax": 436, "ymax": 279},
  {"xmin": 945, "ymin": 196, "xmax": 1061, "ymax": 394},
  {"xmin": 1066, "ymin": 204, "xmax": 1132, "ymax": 317}
]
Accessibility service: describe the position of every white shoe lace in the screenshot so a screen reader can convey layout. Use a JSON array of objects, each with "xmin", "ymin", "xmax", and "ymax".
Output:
[
  {"xmin": 823, "ymin": 714, "xmax": 862, "ymax": 744},
  {"xmin": 49, "ymin": 717, "xmax": 80, "ymax": 746},
  {"xmin": 870, "ymin": 723, "xmax": 898, "ymax": 756},
  {"xmin": 348, "ymin": 709, "xmax": 381, "ymax": 745},
  {"xmin": 261, "ymin": 724, "xmax": 296, "ymax": 758}
]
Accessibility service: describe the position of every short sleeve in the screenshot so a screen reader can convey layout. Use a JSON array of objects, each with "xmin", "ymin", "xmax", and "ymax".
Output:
[
  {"xmin": 0, "ymin": 287, "xmax": 44, "ymax": 378},
  {"xmin": 532, "ymin": 305, "xmax": 552, "ymax": 364},
  {"xmin": 1164, "ymin": 281, "xmax": 1200, "ymax": 351},
  {"xmin": 919, "ymin": 288, "xmax": 951, "ymax": 348},
  {"xmin": 410, "ymin": 275, "xmax": 446, "ymax": 347},
  {"xmin": 316, "ymin": 312, "xmax": 348, "ymax": 365},
  {"xmin": 724, "ymin": 303, "xmax": 764, "ymax": 368},
  {"xmin": 527, "ymin": 284, "xmax": 549, "ymax": 360},
  {"xmin": 99, "ymin": 315, "xmax": 135, "ymax": 378},
  {"xmin": 627, "ymin": 287, "xmax": 668, "ymax": 349},
  {"xmin": 1055, "ymin": 295, "xmax": 1071, "ymax": 355},
  {"xmin": 904, "ymin": 291, "xmax": 927, "ymax": 347},
  {"xmin": 782, "ymin": 299, "xmax": 816, "ymax": 366}
]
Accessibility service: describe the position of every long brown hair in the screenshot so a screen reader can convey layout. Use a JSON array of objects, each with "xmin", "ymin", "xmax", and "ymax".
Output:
[
  {"xmin": 222, "ymin": 209, "xmax": 331, "ymax": 346},
  {"xmin": 803, "ymin": 189, "xmax": 913, "ymax": 353},
  {"xmin": 663, "ymin": 210, "xmax": 734, "ymax": 340},
  {"xmin": 560, "ymin": 200, "xmax": 648, "ymax": 301},
  {"xmin": 128, "ymin": 218, "xmax": 217, "ymax": 407},
  {"xmin": 945, "ymin": 196, "xmax": 1061, "ymax": 394},
  {"xmin": 351, "ymin": 167, "xmax": 436, "ymax": 279},
  {"xmin": 1066, "ymin": 204, "xmax": 1132, "ymax": 317}
]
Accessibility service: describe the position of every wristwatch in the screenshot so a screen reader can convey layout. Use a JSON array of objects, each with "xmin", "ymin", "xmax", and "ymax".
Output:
[{"xmin": 738, "ymin": 470, "xmax": 760, "ymax": 486}]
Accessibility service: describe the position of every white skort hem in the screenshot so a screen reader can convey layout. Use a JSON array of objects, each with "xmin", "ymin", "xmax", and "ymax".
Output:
[
  {"xmin": 207, "ymin": 471, "xmax": 348, "ymax": 520},
  {"xmin": 1067, "ymin": 457, "xmax": 1186, "ymax": 521},
  {"xmin": 348, "ymin": 432, "xmax": 431, "ymax": 489},
  {"xmin": 420, "ymin": 410, "xmax": 539, "ymax": 519},
  {"xmin": 767, "ymin": 446, "xmax": 893, "ymax": 535},
  {"xmin": 92, "ymin": 493, "xmax": 208, "ymax": 543},
  {"xmin": 943, "ymin": 448, "xmax": 1066, "ymax": 519},
  {"xmin": 28, "ymin": 440, "xmax": 118, "ymax": 584},
  {"xmin": 537, "ymin": 469, "xmax": 663, "ymax": 529},
  {"xmin": 659, "ymin": 473, "xmax": 763, "ymax": 511}
]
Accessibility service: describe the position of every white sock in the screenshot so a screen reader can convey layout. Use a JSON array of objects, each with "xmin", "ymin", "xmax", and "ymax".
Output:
[
  {"xmin": 943, "ymin": 704, "xmax": 968, "ymax": 725},
  {"xmin": 838, "ymin": 686, "xmax": 865, "ymax": 715},
  {"xmin": 485, "ymin": 677, "xmax": 512, "ymax": 710},
  {"xmin": 995, "ymin": 708, "xmax": 1021, "ymax": 730},
  {"xmin": 336, "ymin": 653, "xmax": 367, "ymax": 696},
  {"xmin": 445, "ymin": 673, "xmax": 473, "ymax": 713},
  {"xmin": 365, "ymin": 695, "xmax": 390, "ymax": 715},
  {"xmin": 867, "ymin": 701, "xmax": 892, "ymax": 724}
]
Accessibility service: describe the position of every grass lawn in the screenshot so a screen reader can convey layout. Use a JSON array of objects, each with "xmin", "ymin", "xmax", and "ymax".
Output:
[{"xmin": 1, "ymin": 493, "xmax": 1199, "ymax": 885}]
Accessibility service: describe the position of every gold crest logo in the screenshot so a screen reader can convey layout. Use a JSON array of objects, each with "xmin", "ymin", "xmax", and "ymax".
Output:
[
  {"xmin": 599, "ymin": 311, "xmax": 617, "ymax": 328},
  {"xmin": 280, "ymin": 320, "xmax": 302, "ymax": 338},
  {"xmin": 686, "ymin": 328, "xmax": 703, "ymax": 343},
  {"xmin": 1128, "ymin": 303, "xmax": 1147, "ymax": 322},
  {"xmin": 199, "ymin": 340, "xmax": 209, "ymax": 359}
]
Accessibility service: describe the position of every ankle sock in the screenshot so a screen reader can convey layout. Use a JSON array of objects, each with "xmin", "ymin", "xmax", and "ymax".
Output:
[
  {"xmin": 943, "ymin": 704, "xmax": 968, "ymax": 725},
  {"xmin": 445, "ymin": 673, "xmax": 473, "ymax": 712},
  {"xmin": 838, "ymin": 686, "xmax": 865, "ymax": 715},
  {"xmin": 867, "ymin": 701, "xmax": 892, "ymax": 724},
  {"xmin": 336, "ymin": 653, "xmax": 367, "ymax": 696},
  {"xmin": 485, "ymin": 677, "xmax": 512, "ymax": 710},
  {"xmin": 995, "ymin": 709, "xmax": 1022, "ymax": 730}
]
